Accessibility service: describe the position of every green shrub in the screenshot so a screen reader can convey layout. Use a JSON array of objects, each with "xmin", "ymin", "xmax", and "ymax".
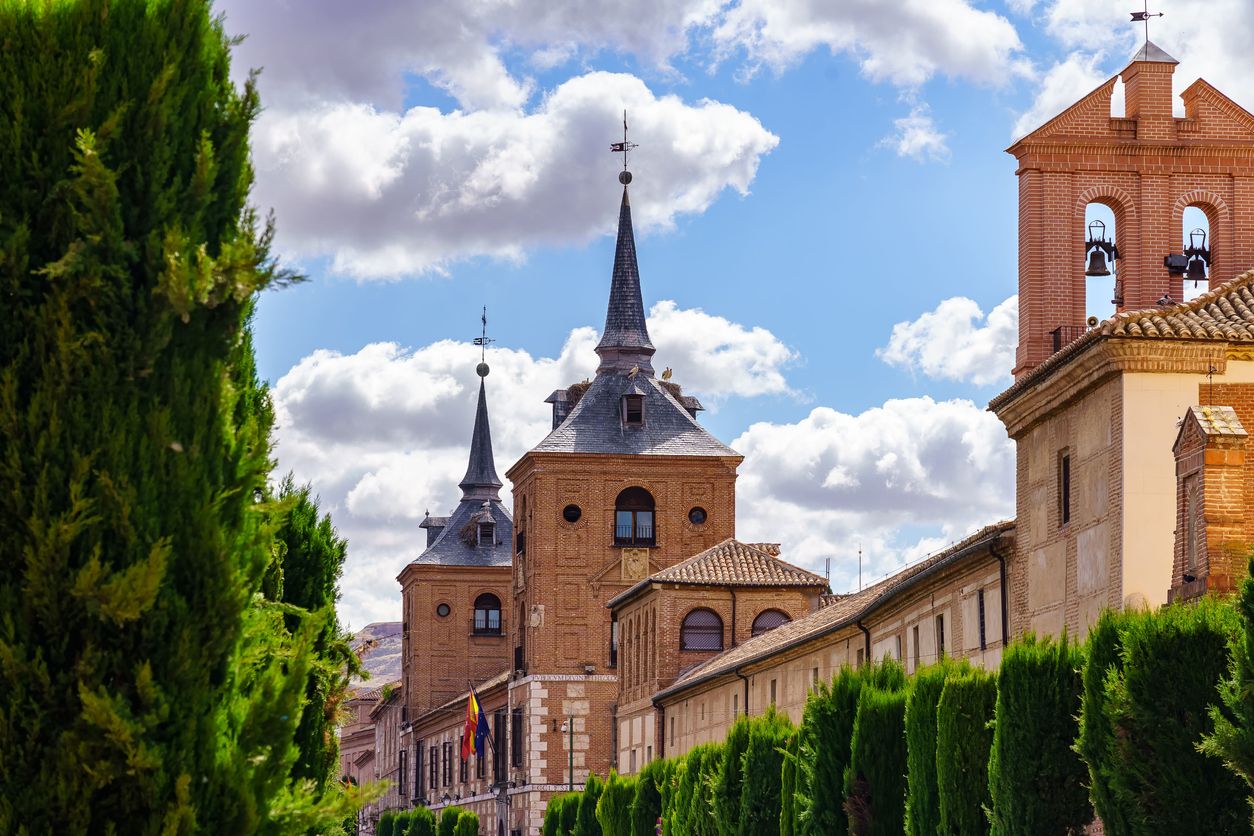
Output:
[
  {"xmin": 454, "ymin": 810, "xmax": 479, "ymax": 836},
  {"xmin": 576, "ymin": 773, "xmax": 606, "ymax": 836},
  {"xmin": 691, "ymin": 744, "xmax": 723, "ymax": 836},
  {"xmin": 795, "ymin": 661, "xmax": 905, "ymax": 836},
  {"xmin": 905, "ymin": 659, "xmax": 967, "ymax": 836},
  {"xmin": 674, "ymin": 745, "xmax": 710, "ymax": 835},
  {"xmin": 1203, "ymin": 556, "xmax": 1254, "ymax": 815},
  {"xmin": 562, "ymin": 791, "xmax": 581, "ymax": 835},
  {"xmin": 843, "ymin": 686, "xmax": 909, "ymax": 836},
  {"xmin": 662, "ymin": 758, "xmax": 685, "ymax": 834},
  {"xmin": 714, "ymin": 716, "xmax": 752, "ymax": 835},
  {"xmin": 986, "ymin": 635, "xmax": 1089, "ymax": 836},
  {"xmin": 380, "ymin": 810, "xmax": 397, "ymax": 836},
  {"xmin": 1104, "ymin": 598, "xmax": 1243, "ymax": 834},
  {"xmin": 1076, "ymin": 609, "xmax": 1141, "ymax": 836},
  {"xmin": 738, "ymin": 709, "xmax": 795, "ymax": 836},
  {"xmin": 780, "ymin": 731, "xmax": 799, "ymax": 836},
  {"xmin": 393, "ymin": 810, "xmax": 412, "ymax": 836},
  {"xmin": 544, "ymin": 794, "xmax": 572, "ymax": 836},
  {"xmin": 409, "ymin": 807, "xmax": 438, "ymax": 836},
  {"xmin": 936, "ymin": 670, "xmax": 997, "ymax": 836},
  {"xmin": 598, "ymin": 770, "xmax": 637, "ymax": 836},
  {"xmin": 439, "ymin": 807, "xmax": 462, "ymax": 836},
  {"xmin": 630, "ymin": 760, "xmax": 665, "ymax": 836}
]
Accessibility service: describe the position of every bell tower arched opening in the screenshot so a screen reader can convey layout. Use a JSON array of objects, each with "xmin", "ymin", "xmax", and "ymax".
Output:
[
  {"xmin": 1083, "ymin": 202, "xmax": 1119, "ymax": 324},
  {"xmin": 1180, "ymin": 206, "xmax": 1212, "ymax": 302}
]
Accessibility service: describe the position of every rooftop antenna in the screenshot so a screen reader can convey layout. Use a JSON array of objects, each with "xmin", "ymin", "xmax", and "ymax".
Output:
[
  {"xmin": 858, "ymin": 542, "xmax": 863, "ymax": 592},
  {"xmin": 473, "ymin": 306, "xmax": 494, "ymax": 377},
  {"xmin": 824, "ymin": 557, "xmax": 831, "ymax": 582},
  {"xmin": 1207, "ymin": 363, "xmax": 1217, "ymax": 406},
  {"xmin": 1130, "ymin": 1, "xmax": 1163, "ymax": 46},
  {"xmin": 609, "ymin": 110, "xmax": 638, "ymax": 185}
]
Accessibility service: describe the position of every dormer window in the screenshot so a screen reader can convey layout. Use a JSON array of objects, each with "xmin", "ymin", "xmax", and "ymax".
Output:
[
  {"xmin": 478, "ymin": 522, "xmax": 495, "ymax": 546},
  {"xmin": 622, "ymin": 394, "xmax": 644, "ymax": 426}
]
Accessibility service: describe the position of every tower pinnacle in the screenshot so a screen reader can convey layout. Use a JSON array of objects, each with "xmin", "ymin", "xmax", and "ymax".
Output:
[{"xmin": 459, "ymin": 315, "xmax": 503, "ymax": 501}]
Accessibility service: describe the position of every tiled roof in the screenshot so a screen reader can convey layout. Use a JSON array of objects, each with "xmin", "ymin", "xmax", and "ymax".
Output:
[
  {"xmin": 529, "ymin": 371, "xmax": 740, "ymax": 458},
  {"xmin": 991, "ymin": 270, "xmax": 1254, "ymax": 411},
  {"xmin": 1188, "ymin": 405, "xmax": 1247, "ymax": 437},
  {"xmin": 596, "ymin": 185, "xmax": 656, "ymax": 375},
  {"xmin": 420, "ymin": 515, "xmax": 450, "ymax": 529},
  {"xmin": 654, "ymin": 521, "xmax": 1014, "ymax": 700},
  {"xmin": 608, "ymin": 539, "xmax": 825, "ymax": 609},
  {"xmin": 410, "ymin": 498, "xmax": 513, "ymax": 568}
]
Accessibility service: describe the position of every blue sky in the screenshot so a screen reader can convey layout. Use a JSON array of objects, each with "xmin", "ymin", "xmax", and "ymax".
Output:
[{"xmin": 217, "ymin": 0, "xmax": 1254, "ymax": 627}]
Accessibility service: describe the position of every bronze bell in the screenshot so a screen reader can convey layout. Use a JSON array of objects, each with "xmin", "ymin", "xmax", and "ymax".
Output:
[
  {"xmin": 1085, "ymin": 250, "xmax": 1111, "ymax": 277},
  {"xmin": 1186, "ymin": 255, "xmax": 1207, "ymax": 284}
]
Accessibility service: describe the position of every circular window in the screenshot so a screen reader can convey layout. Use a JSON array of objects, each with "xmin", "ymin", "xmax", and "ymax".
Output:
[
  {"xmin": 436, "ymin": 603, "xmax": 451, "ymax": 618},
  {"xmin": 688, "ymin": 507, "xmax": 708, "ymax": 525},
  {"xmin": 562, "ymin": 504, "xmax": 582, "ymax": 523}
]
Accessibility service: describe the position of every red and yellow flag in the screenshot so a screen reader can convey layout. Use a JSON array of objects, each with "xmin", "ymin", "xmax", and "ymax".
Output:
[{"xmin": 461, "ymin": 687, "xmax": 487, "ymax": 759}]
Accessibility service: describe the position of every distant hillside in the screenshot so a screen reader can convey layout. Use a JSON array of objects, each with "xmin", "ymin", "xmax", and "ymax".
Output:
[{"xmin": 349, "ymin": 621, "xmax": 402, "ymax": 694}]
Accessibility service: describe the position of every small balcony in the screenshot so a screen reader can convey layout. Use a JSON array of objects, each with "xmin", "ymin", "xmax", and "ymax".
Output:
[{"xmin": 1050, "ymin": 325, "xmax": 1087, "ymax": 354}]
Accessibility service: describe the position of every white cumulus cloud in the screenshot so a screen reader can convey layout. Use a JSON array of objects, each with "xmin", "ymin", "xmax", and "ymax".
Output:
[
  {"xmin": 879, "ymin": 106, "xmax": 951, "ymax": 162},
  {"xmin": 271, "ymin": 304, "xmax": 797, "ymax": 627},
  {"xmin": 732, "ymin": 397, "xmax": 1015, "ymax": 593},
  {"xmin": 877, "ymin": 295, "xmax": 1017, "ymax": 387},
  {"xmin": 1012, "ymin": 51, "xmax": 1108, "ymax": 139},
  {"xmin": 251, "ymin": 73, "xmax": 779, "ymax": 278}
]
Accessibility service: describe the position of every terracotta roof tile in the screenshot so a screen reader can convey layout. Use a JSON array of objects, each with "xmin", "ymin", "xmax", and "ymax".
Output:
[
  {"xmin": 655, "ymin": 521, "xmax": 1014, "ymax": 700},
  {"xmin": 991, "ymin": 270, "xmax": 1254, "ymax": 411}
]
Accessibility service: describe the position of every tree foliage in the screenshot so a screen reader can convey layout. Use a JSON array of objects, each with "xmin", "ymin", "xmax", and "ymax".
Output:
[
  {"xmin": 843, "ymin": 687, "xmax": 909, "ymax": 836},
  {"xmin": 629, "ymin": 759, "xmax": 664, "ymax": 836},
  {"xmin": 438, "ymin": 807, "xmax": 462, "ymax": 836},
  {"xmin": 986, "ymin": 635, "xmax": 1089, "ymax": 836},
  {"xmin": 1203, "ymin": 556, "xmax": 1254, "ymax": 824},
  {"xmin": 597, "ymin": 770, "xmax": 637, "ymax": 836},
  {"xmin": 453, "ymin": 810, "xmax": 479, "ymax": 836},
  {"xmin": 714, "ymin": 716, "xmax": 752, "ymax": 835},
  {"xmin": 935, "ymin": 670, "xmax": 996, "ymax": 836},
  {"xmin": 780, "ymin": 731, "xmax": 799, "ymax": 836},
  {"xmin": 576, "ymin": 772, "xmax": 606, "ymax": 836},
  {"xmin": 0, "ymin": 0, "xmax": 358, "ymax": 832},
  {"xmin": 737, "ymin": 708, "xmax": 794, "ymax": 836},
  {"xmin": 904, "ymin": 659, "xmax": 966, "ymax": 836}
]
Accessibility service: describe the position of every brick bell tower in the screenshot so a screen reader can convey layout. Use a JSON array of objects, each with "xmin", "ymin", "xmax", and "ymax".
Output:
[
  {"xmin": 1010, "ymin": 41, "xmax": 1254, "ymax": 378},
  {"xmin": 503, "ymin": 155, "xmax": 742, "ymax": 809}
]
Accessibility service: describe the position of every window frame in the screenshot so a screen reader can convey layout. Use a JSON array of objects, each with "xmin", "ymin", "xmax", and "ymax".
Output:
[
  {"xmin": 977, "ymin": 588, "xmax": 987, "ymax": 651},
  {"xmin": 680, "ymin": 607, "xmax": 724, "ymax": 651},
  {"xmin": 1058, "ymin": 449, "xmax": 1072, "ymax": 526},
  {"xmin": 473, "ymin": 593, "xmax": 503, "ymax": 635},
  {"xmin": 622, "ymin": 394, "xmax": 645, "ymax": 426},
  {"xmin": 750, "ymin": 608, "xmax": 791, "ymax": 637},
  {"xmin": 614, "ymin": 487, "xmax": 656, "ymax": 546}
]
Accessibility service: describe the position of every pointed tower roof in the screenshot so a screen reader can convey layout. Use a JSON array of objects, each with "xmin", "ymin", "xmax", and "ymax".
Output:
[
  {"xmin": 1129, "ymin": 40, "xmax": 1178, "ymax": 65},
  {"xmin": 595, "ymin": 185, "xmax": 656, "ymax": 375},
  {"xmin": 458, "ymin": 369, "xmax": 503, "ymax": 501}
]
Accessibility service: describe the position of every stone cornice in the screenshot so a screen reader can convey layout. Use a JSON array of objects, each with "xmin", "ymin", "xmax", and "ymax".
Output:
[
  {"xmin": 506, "ymin": 451, "xmax": 742, "ymax": 481},
  {"xmin": 992, "ymin": 337, "xmax": 1228, "ymax": 438}
]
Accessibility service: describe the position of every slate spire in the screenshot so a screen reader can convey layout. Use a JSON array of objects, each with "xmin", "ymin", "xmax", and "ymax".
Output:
[
  {"xmin": 458, "ymin": 367, "xmax": 503, "ymax": 501},
  {"xmin": 595, "ymin": 184, "xmax": 656, "ymax": 375}
]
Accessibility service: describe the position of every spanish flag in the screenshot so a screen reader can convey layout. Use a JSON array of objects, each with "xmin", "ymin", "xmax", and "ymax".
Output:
[{"xmin": 461, "ymin": 686, "xmax": 489, "ymax": 760}]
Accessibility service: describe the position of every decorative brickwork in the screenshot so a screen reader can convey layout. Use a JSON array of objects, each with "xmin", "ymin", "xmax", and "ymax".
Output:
[{"xmin": 1010, "ymin": 45, "xmax": 1254, "ymax": 377}]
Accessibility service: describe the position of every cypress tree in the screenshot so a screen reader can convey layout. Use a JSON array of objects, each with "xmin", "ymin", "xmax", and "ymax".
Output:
[
  {"xmin": 664, "ymin": 758, "xmax": 686, "ymax": 834},
  {"xmin": 576, "ymin": 772, "xmax": 606, "ymax": 836},
  {"xmin": 1202, "ymin": 556, "xmax": 1254, "ymax": 815},
  {"xmin": 0, "ymin": 0, "xmax": 351, "ymax": 833},
  {"xmin": 672, "ymin": 746, "xmax": 704, "ymax": 836},
  {"xmin": 438, "ymin": 807, "xmax": 462, "ymax": 836},
  {"xmin": 597, "ymin": 770, "xmax": 637, "ymax": 836},
  {"xmin": 629, "ymin": 759, "xmax": 665, "ymax": 836},
  {"xmin": 986, "ymin": 635, "xmax": 1089, "ymax": 836},
  {"xmin": 380, "ymin": 811, "xmax": 397, "ymax": 836},
  {"xmin": 737, "ymin": 709, "xmax": 794, "ymax": 836},
  {"xmin": 779, "ymin": 731, "xmax": 799, "ymax": 836},
  {"xmin": 561, "ymin": 791, "xmax": 581, "ymax": 835},
  {"xmin": 1075, "ymin": 609, "xmax": 1140, "ymax": 836},
  {"xmin": 714, "ymin": 715, "xmax": 752, "ymax": 834},
  {"xmin": 453, "ymin": 810, "xmax": 479, "ymax": 836},
  {"xmin": 1104, "ymin": 598, "xmax": 1243, "ymax": 834},
  {"xmin": 843, "ymin": 687, "xmax": 909, "ymax": 836},
  {"xmin": 935, "ymin": 670, "xmax": 996, "ymax": 836},
  {"xmin": 904, "ymin": 660, "xmax": 966, "ymax": 836},
  {"xmin": 543, "ymin": 796, "xmax": 563, "ymax": 836},
  {"xmin": 692, "ymin": 744, "xmax": 723, "ymax": 836}
]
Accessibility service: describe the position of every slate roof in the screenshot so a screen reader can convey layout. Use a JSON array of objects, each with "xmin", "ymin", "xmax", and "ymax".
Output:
[
  {"xmin": 529, "ymin": 370, "xmax": 739, "ymax": 457},
  {"xmin": 1130, "ymin": 40, "xmax": 1178, "ymax": 64},
  {"xmin": 408, "ymin": 370, "xmax": 513, "ymax": 568},
  {"xmin": 596, "ymin": 186, "xmax": 656, "ymax": 375},
  {"xmin": 991, "ymin": 269, "xmax": 1254, "ymax": 411},
  {"xmin": 1187, "ymin": 405, "xmax": 1247, "ymax": 437},
  {"xmin": 654, "ymin": 521, "xmax": 1014, "ymax": 700},
  {"xmin": 609, "ymin": 539, "xmax": 827, "ymax": 608}
]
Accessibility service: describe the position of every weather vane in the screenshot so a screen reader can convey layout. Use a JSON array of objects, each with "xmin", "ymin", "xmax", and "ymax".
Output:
[
  {"xmin": 473, "ymin": 306, "xmax": 494, "ymax": 376},
  {"xmin": 609, "ymin": 110, "xmax": 638, "ymax": 185},
  {"xmin": 1130, "ymin": 0, "xmax": 1163, "ymax": 45}
]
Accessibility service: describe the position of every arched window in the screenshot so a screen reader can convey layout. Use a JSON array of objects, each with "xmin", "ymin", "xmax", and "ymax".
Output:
[
  {"xmin": 1181, "ymin": 205, "xmax": 1212, "ymax": 302},
  {"xmin": 1082, "ymin": 202, "xmax": 1119, "ymax": 326},
  {"xmin": 680, "ymin": 608, "xmax": 723, "ymax": 651},
  {"xmin": 751, "ymin": 609, "xmax": 791, "ymax": 637},
  {"xmin": 474, "ymin": 593, "xmax": 502, "ymax": 635},
  {"xmin": 614, "ymin": 487, "xmax": 655, "ymax": 546}
]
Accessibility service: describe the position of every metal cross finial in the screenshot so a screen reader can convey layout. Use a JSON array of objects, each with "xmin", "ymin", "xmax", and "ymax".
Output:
[
  {"xmin": 1130, "ymin": 0, "xmax": 1164, "ymax": 45},
  {"xmin": 609, "ymin": 110, "xmax": 638, "ymax": 181},
  {"xmin": 473, "ymin": 306, "xmax": 494, "ymax": 362}
]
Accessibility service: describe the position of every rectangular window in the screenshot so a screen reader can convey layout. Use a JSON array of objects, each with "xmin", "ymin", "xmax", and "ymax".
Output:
[
  {"xmin": 856, "ymin": 647, "xmax": 865, "ymax": 667},
  {"xmin": 623, "ymin": 394, "xmax": 644, "ymax": 425},
  {"xmin": 399, "ymin": 749, "xmax": 408, "ymax": 797},
  {"xmin": 769, "ymin": 678, "xmax": 777, "ymax": 706},
  {"xmin": 429, "ymin": 745, "xmax": 437, "ymax": 790},
  {"xmin": 511, "ymin": 707, "xmax": 524, "ymax": 768},
  {"xmin": 459, "ymin": 736, "xmax": 468, "ymax": 783},
  {"xmin": 670, "ymin": 715, "xmax": 676, "ymax": 747},
  {"xmin": 442, "ymin": 741, "xmax": 451, "ymax": 786},
  {"xmin": 732, "ymin": 693, "xmax": 739, "ymax": 718},
  {"xmin": 1184, "ymin": 474, "xmax": 1199, "ymax": 570},
  {"xmin": 493, "ymin": 711, "xmax": 506, "ymax": 782},
  {"xmin": 646, "ymin": 744, "xmax": 653, "ymax": 763},
  {"xmin": 416, "ymin": 738, "xmax": 424, "ymax": 799},
  {"xmin": 478, "ymin": 522, "xmax": 495, "ymax": 545},
  {"xmin": 977, "ymin": 589, "xmax": 987, "ymax": 651},
  {"xmin": 912, "ymin": 624, "xmax": 920, "ymax": 670},
  {"xmin": 476, "ymin": 748, "xmax": 485, "ymax": 779},
  {"xmin": 935, "ymin": 614, "xmax": 945, "ymax": 659},
  {"xmin": 1059, "ymin": 451, "xmax": 1071, "ymax": 526},
  {"xmin": 610, "ymin": 617, "xmax": 619, "ymax": 668},
  {"xmin": 699, "ymin": 702, "xmax": 705, "ymax": 722},
  {"xmin": 895, "ymin": 634, "xmax": 903, "ymax": 661},
  {"xmin": 630, "ymin": 749, "xmax": 638, "ymax": 773}
]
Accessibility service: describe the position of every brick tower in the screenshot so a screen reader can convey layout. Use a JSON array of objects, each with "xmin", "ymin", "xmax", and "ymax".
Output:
[
  {"xmin": 1010, "ymin": 41, "xmax": 1254, "ymax": 378},
  {"xmin": 502, "ymin": 168, "xmax": 743, "ymax": 825}
]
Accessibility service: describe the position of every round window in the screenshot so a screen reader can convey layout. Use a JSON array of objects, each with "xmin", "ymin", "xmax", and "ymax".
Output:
[
  {"xmin": 562, "ymin": 504, "xmax": 582, "ymax": 523},
  {"xmin": 688, "ymin": 507, "xmax": 708, "ymax": 525},
  {"xmin": 436, "ymin": 603, "xmax": 451, "ymax": 618}
]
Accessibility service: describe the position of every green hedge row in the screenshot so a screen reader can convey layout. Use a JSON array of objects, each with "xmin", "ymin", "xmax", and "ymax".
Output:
[{"xmin": 544, "ymin": 567, "xmax": 1254, "ymax": 835}]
